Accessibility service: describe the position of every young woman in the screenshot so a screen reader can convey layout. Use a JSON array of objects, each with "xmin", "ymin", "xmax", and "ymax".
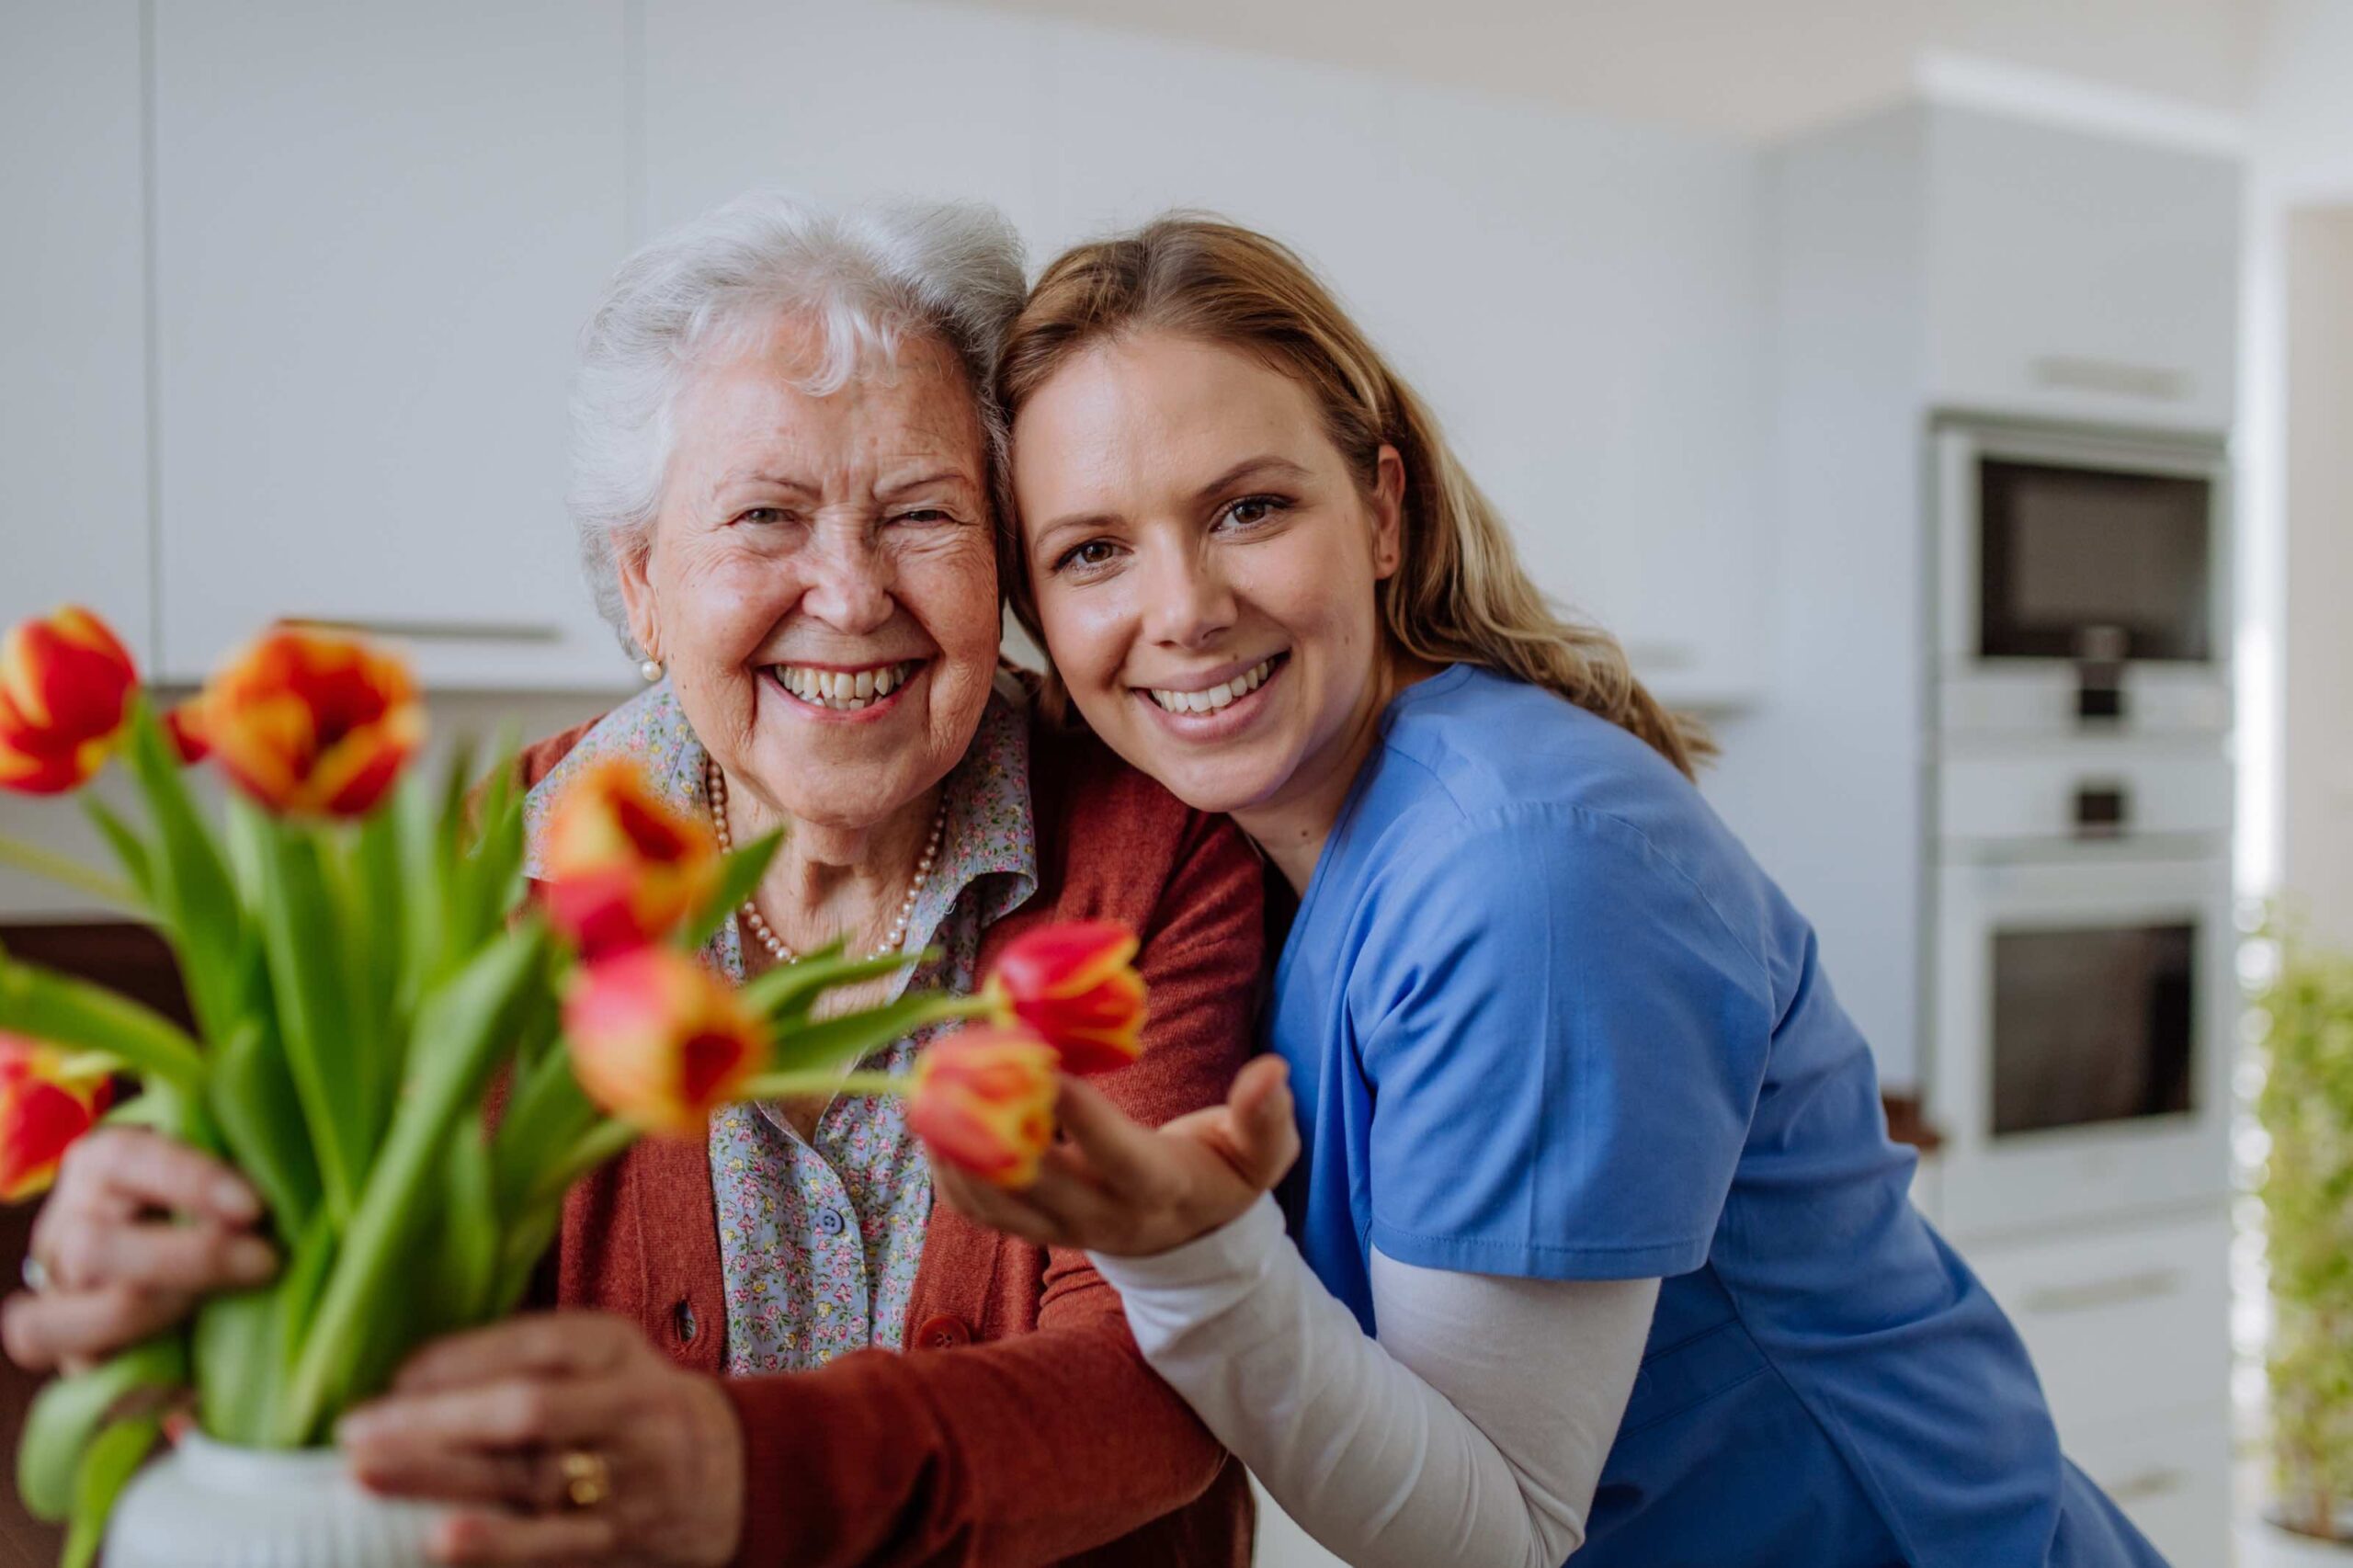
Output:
[{"xmin": 935, "ymin": 218, "xmax": 2168, "ymax": 1568}]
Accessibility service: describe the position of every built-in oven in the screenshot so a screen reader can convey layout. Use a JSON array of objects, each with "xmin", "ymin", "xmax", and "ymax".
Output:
[
  {"xmin": 1927, "ymin": 833, "xmax": 2234, "ymax": 1242},
  {"xmin": 1933, "ymin": 416, "xmax": 2231, "ymax": 736}
]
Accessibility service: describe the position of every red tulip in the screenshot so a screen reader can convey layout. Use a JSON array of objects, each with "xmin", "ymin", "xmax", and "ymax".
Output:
[
  {"xmin": 0, "ymin": 608, "xmax": 139, "ymax": 796},
  {"xmin": 908, "ymin": 1026, "xmax": 1060, "ymax": 1187},
  {"xmin": 540, "ymin": 758, "xmax": 720, "ymax": 960},
  {"xmin": 201, "ymin": 627, "xmax": 423, "ymax": 817},
  {"xmin": 0, "ymin": 1032, "xmax": 113, "ymax": 1202},
  {"xmin": 163, "ymin": 699, "xmax": 210, "ymax": 765},
  {"xmin": 981, "ymin": 921, "xmax": 1146, "ymax": 1074},
  {"xmin": 563, "ymin": 947, "xmax": 759, "ymax": 1138}
]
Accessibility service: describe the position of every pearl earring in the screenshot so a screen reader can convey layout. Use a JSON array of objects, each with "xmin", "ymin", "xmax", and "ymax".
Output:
[{"xmin": 640, "ymin": 657, "xmax": 664, "ymax": 683}]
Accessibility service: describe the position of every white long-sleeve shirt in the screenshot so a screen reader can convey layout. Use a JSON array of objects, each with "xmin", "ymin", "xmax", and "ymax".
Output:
[{"xmin": 1092, "ymin": 1198, "xmax": 1657, "ymax": 1568}]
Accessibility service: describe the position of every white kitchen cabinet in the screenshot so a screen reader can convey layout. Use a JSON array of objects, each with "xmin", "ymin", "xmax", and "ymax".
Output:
[
  {"xmin": 1372, "ymin": 85, "xmax": 1767, "ymax": 709},
  {"xmin": 1964, "ymin": 1208, "xmax": 2232, "ymax": 1566},
  {"xmin": 150, "ymin": 1, "xmax": 637, "ymax": 690},
  {"xmin": 1926, "ymin": 106, "xmax": 2241, "ymax": 432},
  {"xmin": 0, "ymin": 1, "xmax": 153, "ymax": 662},
  {"xmin": 1040, "ymin": 24, "xmax": 1396, "ymax": 281},
  {"xmin": 640, "ymin": 0, "xmax": 1056, "ymax": 244},
  {"xmin": 1038, "ymin": 55, "xmax": 1766, "ymax": 709}
]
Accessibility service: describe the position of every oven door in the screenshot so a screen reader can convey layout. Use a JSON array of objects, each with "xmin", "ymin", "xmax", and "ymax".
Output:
[
  {"xmin": 1927, "ymin": 851, "xmax": 2233, "ymax": 1241},
  {"xmin": 1934, "ymin": 418, "xmax": 2231, "ymax": 737}
]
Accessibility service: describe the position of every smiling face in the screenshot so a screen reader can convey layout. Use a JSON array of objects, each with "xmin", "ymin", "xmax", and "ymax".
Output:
[
  {"xmin": 618, "ymin": 321, "xmax": 1000, "ymax": 830},
  {"xmin": 1011, "ymin": 331, "xmax": 1405, "ymax": 840}
]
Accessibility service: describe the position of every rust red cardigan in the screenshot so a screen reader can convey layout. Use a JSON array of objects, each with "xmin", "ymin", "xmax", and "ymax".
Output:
[{"xmin": 517, "ymin": 712, "xmax": 1261, "ymax": 1568}]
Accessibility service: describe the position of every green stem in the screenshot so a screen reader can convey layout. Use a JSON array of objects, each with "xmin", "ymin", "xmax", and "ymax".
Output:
[
  {"xmin": 0, "ymin": 835, "xmax": 142, "ymax": 912},
  {"xmin": 738, "ymin": 1068, "xmax": 907, "ymax": 1101}
]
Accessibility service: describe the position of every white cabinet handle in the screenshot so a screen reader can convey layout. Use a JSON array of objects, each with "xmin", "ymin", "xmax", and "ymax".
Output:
[
  {"xmin": 288, "ymin": 617, "xmax": 564, "ymax": 644},
  {"xmin": 2100, "ymin": 1467, "xmax": 2188, "ymax": 1505},
  {"xmin": 2029, "ymin": 356, "xmax": 2193, "ymax": 403},
  {"xmin": 2019, "ymin": 1268, "xmax": 2183, "ymax": 1315}
]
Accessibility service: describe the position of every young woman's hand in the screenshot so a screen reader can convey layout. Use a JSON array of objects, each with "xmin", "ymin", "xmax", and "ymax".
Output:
[
  {"xmin": 337, "ymin": 1312, "xmax": 743, "ymax": 1567},
  {"xmin": 1, "ymin": 1128, "xmax": 276, "ymax": 1375},
  {"xmin": 937, "ymin": 1055, "xmax": 1300, "ymax": 1258}
]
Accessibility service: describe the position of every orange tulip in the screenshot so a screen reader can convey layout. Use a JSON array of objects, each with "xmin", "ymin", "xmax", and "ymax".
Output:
[
  {"xmin": 0, "ymin": 1032, "xmax": 113, "ymax": 1202},
  {"xmin": 981, "ymin": 921, "xmax": 1146, "ymax": 1075},
  {"xmin": 563, "ymin": 947, "xmax": 759, "ymax": 1138},
  {"xmin": 540, "ymin": 758, "xmax": 720, "ymax": 960},
  {"xmin": 201, "ymin": 627, "xmax": 423, "ymax": 818},
  {"xmin": 908, "ymin": 1026, "xmax": 1060, "ymax": 1187},
  {"xmin": 0, "ymin": 608, "xmax": 139, "ymax": 796}
]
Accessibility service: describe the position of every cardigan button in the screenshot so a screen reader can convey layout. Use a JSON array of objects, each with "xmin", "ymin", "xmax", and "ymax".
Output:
[
  {"xmin": 674, "ymin": 1300, "xmax": 699, "ymax": 1344},
  {"xmin": 915, "ymin": 1313, "xmax": 972, "ymax": 1350}
]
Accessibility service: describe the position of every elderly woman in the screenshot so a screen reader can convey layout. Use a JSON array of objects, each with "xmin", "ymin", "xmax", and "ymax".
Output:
[{"xmin": 0, "ymin": 194, "xmax": 1261, "ymax": 1566}]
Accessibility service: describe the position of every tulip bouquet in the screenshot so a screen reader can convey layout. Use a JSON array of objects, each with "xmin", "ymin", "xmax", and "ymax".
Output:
[{"xmin": 0, "ymin": 606, "xmax": 1144, "ymax": 1566}]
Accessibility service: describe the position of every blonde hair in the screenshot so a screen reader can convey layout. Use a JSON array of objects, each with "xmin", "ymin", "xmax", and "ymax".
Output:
[{"xmin": 995, "ymin": 215, "xmax": 1712, "ymax": 779}]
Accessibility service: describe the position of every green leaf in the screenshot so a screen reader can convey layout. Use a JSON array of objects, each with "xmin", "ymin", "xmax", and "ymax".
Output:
[
  {"xmin": 17, "ymin": 1335, "xmax": 185, "ymax": 1522},
  {"xmin": 492, "ymin": 1118, "xmax": 633, "ymax": 1318},
  {"xmin": 392, "ymin": 772, "xmax": 441, "ymax": 989},
  {"xmin": 276, "ymin": 926, "xmax": 551, "ymax": 1445},
  {"xmin": 745, "ymin": 989, "xmax": 961, "ymax": 1091},
  {"xmin": 490, "ymin": 1040, "xmax": 598, "ymax": 1223},
  {"xmin": 204, "ymin": 1016, "xmax": 320, "ymax": 1235},
  {"xmin": 121, "ymin": 701, "xmax": 248, "ymax": 1040},
  {"xmin": 350, "ymin": 808, "xmax": 409, "ymax": 1030},
  {"xmin": 420, "ymin": 1129, "xmax": 499, "ymax": 1340},
  {"xmin": 79, "ymin": 796, "xmax": 154, "ymax": 905},
  {"xmin": 60, "ymin": 1412, "xmax": 164, "ymax": 1568},
  {"xmin": 0, "ymin": 952, "xmax": 206, "ymax": 1092},
  {"xmin": 682, "ymin": 831, "xmax": 784, "ymax": 953},
  {"xmin": 252, "ymin": 815, "xmax": 367, "ymax": 1225},
  {"xmin": 517, "ymin": 1116, "xmax": 637, "ymax": 1220},
  {"xmin": 741, "ymin": 943, "xmax": 944, "ymax": 1025}
]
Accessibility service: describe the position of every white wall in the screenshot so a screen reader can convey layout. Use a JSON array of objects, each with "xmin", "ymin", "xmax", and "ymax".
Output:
[
  {"xmin": 2239, "ymin": 0, "xmax": 2353, "ymax": 920},
  {"xmin": 640, "ymin": 0, "xmax": 1770, "ymax": 706},
  {"xmin": 2278, "ymin": 208, "xmax": 2353, "ymax": 947},
  {"xmin": 953, "ymin": 0, "xmax": 2265, "ymax": 140}
]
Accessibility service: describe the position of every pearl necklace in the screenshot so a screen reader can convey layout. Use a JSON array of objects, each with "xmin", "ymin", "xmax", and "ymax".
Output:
[{"xmin": 704, "ymin": 756, "xmax": 945, "ymax": 966}]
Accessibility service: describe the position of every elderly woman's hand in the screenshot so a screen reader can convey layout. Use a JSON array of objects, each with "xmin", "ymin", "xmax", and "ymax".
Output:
[
  {"xmin": 937, "ymin": 1056, "xmax": 1300, "ymax": 1259},
  {"xmin": 338, "ymin": 1312, "xmax": 742, "ymax": 1567},
  {"xmin": 1, "ymin": 1128, "xmax": 276, "ymax": 1375}
]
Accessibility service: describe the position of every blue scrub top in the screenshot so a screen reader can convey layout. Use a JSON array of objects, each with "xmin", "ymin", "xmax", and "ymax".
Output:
[{"xmin": 1270, "ymin": 665, "xmax": 2165, "ymax": 1568}]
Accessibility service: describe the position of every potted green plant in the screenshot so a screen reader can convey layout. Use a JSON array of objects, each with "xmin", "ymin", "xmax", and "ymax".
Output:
[{"xmin": 2254, "ymin": 918, "xmax": 2353, "ymax": 1557}]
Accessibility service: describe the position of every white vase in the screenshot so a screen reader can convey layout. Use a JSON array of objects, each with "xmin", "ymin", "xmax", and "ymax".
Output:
[{"xmin": 105, "ymin": 1430, "xmax": 446, "ymax": 1568}]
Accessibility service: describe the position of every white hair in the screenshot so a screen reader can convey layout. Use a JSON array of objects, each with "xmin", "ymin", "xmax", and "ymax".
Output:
[{"xmin": 566, "ymin": 190, "xmax": 1029, "ymax": 649}]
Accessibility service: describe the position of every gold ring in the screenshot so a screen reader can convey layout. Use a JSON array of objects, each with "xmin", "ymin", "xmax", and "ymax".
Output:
[{"xmin": 557, "ymin": 1448, "xmax": 610, "ymax": 1510}]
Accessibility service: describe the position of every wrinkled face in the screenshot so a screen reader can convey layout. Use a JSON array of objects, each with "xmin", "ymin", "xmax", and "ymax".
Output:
[
  {"xmin": 1011, "ymin": 332, "xmax": 1402, "ymax": 822},
  {"xmin": 619, "ymin": 323, "xmax": 1000, "ymax": 829}
]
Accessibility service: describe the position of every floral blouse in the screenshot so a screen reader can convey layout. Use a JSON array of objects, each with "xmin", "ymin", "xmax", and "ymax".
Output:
[{"xmin": 522, "ymin": 676, "xmax": 1039, "ymax": 1373}]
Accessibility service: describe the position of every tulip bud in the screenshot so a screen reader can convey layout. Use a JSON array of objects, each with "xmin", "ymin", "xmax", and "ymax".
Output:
[
  {"xmin": 563, "ymin": 947, "xmax": 760, "ymax": 1138},
  {"xmin": 540, "ymin": 758, "xmax": 720, "ymax": 960},
  {"xmin": 981, "ymin": 921, "xmax": 1146, "ymax": 1075},
  {"xmin": 908, "ymin": 1027, "xmax": 1060, "ymax": 1188},
  {"xmin": 163, "ymin": 699, "xmax": 210, "ymax": 766},
  {"xmin": 0, "ymin": 1033, "xmax": 113, "ymax": 1202},
  {"xmin": 0, "ymin": 608, "xmax": 140, "ymax": 796},
  {"xmin": 201, "ymin": 627, "xmax": 423, "ymax": 818}
]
